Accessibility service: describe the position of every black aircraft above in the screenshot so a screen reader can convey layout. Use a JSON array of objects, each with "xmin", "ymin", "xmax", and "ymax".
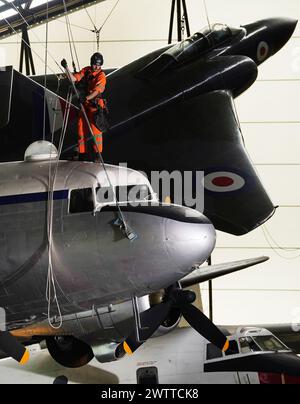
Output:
[{"xmin": 0, "ymin": 17, "xmax": 297, "ymax": 237}]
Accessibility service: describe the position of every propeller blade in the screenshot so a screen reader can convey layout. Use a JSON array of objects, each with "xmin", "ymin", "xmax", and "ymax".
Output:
[
  {"xmin": 123, "ymin": 301, "xmax": 172, "ymax": 355},
  {"xmin": 0, "ymin": 331, "xmax": 30, "ymax": 364},
  {"xmin": 180, "ymin": 304, "xmax": 229, "ymax": 352}
]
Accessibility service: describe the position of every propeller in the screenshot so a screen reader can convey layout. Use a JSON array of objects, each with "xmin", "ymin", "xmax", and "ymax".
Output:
[
  {"xmin": 122, "ymin": 286, "xmax": 229, "ymax": 355},
  {"xmin": 0, "ymin": 330, "xmax": 30, "ymax": 364}
]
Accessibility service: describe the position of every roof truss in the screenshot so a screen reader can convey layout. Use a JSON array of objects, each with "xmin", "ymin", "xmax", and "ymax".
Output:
[{"xmin": 0, "ymin": 0, "xmax": 106, "ymax": 39}]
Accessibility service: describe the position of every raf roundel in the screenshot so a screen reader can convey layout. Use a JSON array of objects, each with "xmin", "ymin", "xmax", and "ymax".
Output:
[
  {"xmin": 257, "ymin": 41, "xmax": 269, "ymax": 62},
  {"xmin": 203, "ymin": 172, "xmax": 245, "ymax": 193}
]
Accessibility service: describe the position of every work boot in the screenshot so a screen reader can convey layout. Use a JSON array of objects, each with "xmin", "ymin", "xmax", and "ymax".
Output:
[
  {"xmin": 78, "ymin": 153, "xmax": 88, "ymax": 161},
  {"xmin": 92, "ymin": 153, "xmax": 101, "ymax": 163}
]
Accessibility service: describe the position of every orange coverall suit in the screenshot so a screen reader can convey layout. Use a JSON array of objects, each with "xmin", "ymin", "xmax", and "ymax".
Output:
[{"xmin": 73, "ymin": 67, "xmax": 107, "ymax": 155}]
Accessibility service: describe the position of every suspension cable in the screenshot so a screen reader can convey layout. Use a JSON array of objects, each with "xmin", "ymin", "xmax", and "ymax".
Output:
[
  {"xmin": 85, "ymin": 0, "xmax": 120, "ymax": 52},
  {"xmin": 203, "ymin": 0, "xmax": 211, "ymax": 30},
  {"xmin": 7, "ymin": 1, "xmax": 65, "ymax": 74},
  {"xmin": 43, "ymin": 0, "xmax": 49, "ymax": 141},
  {"xmin": 3, "ymin": 16, "xmax": 61, "ymax": 77},
  {"xmin": 62, "ymin": 0, "xmax": 80, "ymax": 72}
]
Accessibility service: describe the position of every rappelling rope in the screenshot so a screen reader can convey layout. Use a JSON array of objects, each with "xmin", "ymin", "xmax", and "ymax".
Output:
[
  {"xmin": 43, "ymin": 0, "xmax": 49, "ymax": 141},
  {"xmin": 65, "ymin": 66, "xmax": 131, "ymax": 234},
  {"xmin": 46, "ymin": 89, "xmax": 73, "ymax": 329},
  {"xmin": 62, "ymin": 0, "xmax": 80, "ymax": 72}
]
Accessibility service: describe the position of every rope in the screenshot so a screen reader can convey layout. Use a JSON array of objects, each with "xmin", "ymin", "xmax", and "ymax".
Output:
[
  {"xmin": 7, "ymin": 1, "xmax": 65, "ymax": 74},
  {"xmin": 62, "ymin": 0, "xmax": 80, "ymax": 71},
  {"xmin": 262, "ymin": 225, "xmax": 300, "ymax": 261},
  {"xmin": 46, "ymin": 89, "xmax": 72, "ymax": 329},
  {"xmin": 43, "ymin": 0, "xmax": 49, "ymax": 141},
  {"xmin": 3, "ymin": 16, "xmax": 61, "ymax": 77},
  {"xmin": 203, "ymin": 0, "xmax": 211, "ymax": 31},
  {"xmin": 63, "ymin": 65, "xmax": 133, "ymax": 236}
]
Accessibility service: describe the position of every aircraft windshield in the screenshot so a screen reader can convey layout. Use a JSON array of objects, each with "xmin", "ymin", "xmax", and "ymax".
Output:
[
  {"xmin": 239, "ymin": 335, "xmax": 289, "ymax": 353},
  {"xmin": 202, "ymin": 24, "xmax": 233, "ymax": 46},
  {"xmin": 252, "ymin": 336, "xmax": 289, "ymax": 352},
  {"xmin": 165, "ymin": 23, "xmax": 240, "ymax": 64}
]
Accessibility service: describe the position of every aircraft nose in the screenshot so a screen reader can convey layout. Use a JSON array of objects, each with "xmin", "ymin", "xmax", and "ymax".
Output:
[
  {"xmin": 271, "ymin": 17, "xmax": 298, "ymax": 53},
  {"xmin": 164, "ymin": 207, "xmax": 216, "ymax": 274},
  {"xmin": 243, "ymin": 18, "xmax": 297, "ymax": 60}
]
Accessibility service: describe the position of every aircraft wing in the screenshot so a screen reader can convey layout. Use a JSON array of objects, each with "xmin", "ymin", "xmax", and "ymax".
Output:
[
  {"xmin": 180, "ymin": 256, "xmax": 269, "ymax": 287},
  {"xmin": 104, "ymin": 90, "xmax": 276, "ymax": 235}
]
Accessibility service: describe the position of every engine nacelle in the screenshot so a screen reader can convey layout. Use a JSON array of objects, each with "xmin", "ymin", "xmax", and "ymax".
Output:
[
  {"xmin": 91, "ymin": 340, "xmax": 125, "ymax": 363},
  {"xmin": 150, "ymin": 284, "xmax": 182, "ymax": 338},
  {"xmin": 46, "ymin": 336, "xmax": 94, "ymax": 368},
  {"xmin": 153, "ymin": 307, "xmax": 182, "ymax": 338}
]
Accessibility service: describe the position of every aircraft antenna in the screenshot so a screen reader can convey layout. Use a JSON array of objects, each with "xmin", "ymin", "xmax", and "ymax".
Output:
[{"xmin": 203, "ymin": 0, "xmax": 211, "ymax": 31}]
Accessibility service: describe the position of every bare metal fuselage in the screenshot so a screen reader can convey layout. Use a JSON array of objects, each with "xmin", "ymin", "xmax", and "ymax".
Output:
[{"xmin": 0, "ymin": 160, "xmax": 215, "ymax": 330}]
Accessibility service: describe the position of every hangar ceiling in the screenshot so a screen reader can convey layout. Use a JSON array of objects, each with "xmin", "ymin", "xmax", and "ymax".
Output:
[{"xmin": 0, "ymin": 0, "xmax": 106, "ymax": 38}]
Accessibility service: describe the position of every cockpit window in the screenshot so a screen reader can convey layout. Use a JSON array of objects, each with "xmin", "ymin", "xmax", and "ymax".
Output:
[
  {"xmin": 69, "ymin": 188, "xmax": 94, "ymax": 213},
  {"xmin": 239, "ymin": 337, "xmax": 262, "ymax": 353},
  {"xmin": 239, "ymin": 335, "xmax": 289, "ymax": 353},
  {"xmin": 202, "ymin": 24, "xmax": 233, "ymax": 46},
  {"xmin": 252, "ymin": 336, "xmax": 289, "ymax": 352},
  {"xmin": 165, "ymin": 23, "xmax": 240, "ymax": 65}
]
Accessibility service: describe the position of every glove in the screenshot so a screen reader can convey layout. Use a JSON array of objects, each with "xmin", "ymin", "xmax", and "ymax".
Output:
[
  {"xmin": 78, "ymin": 94, "xmax": 87, "ymax": 104},
  {"xmin": 61, "ymin": 59, "xmax": 68, "ymax": 69}
]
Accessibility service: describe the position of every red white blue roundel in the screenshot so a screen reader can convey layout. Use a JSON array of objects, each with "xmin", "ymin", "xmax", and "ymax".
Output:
[
  {"xmin": 257, "ymin": 41, "xmax": 269, "ymax": 62},
  {"xmin": 203, "ymin": 172, "xmax": 245, "ymax": 192}
]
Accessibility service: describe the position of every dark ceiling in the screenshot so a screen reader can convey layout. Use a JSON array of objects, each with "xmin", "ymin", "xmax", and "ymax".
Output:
[{"xmin": 0, "ymin": 0, "xmax": 106, "ymax": 39}]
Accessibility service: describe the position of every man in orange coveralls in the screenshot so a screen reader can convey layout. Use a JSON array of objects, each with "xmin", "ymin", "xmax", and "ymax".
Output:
[{"xmin": 69, "ymin": 52, "xmax": 106, "ymax": 162}]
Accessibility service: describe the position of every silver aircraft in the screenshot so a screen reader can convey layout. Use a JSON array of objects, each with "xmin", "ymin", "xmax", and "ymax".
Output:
[{"xmin": 0, "ymin": 141, "xmax": 274, "ymax": 369}]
